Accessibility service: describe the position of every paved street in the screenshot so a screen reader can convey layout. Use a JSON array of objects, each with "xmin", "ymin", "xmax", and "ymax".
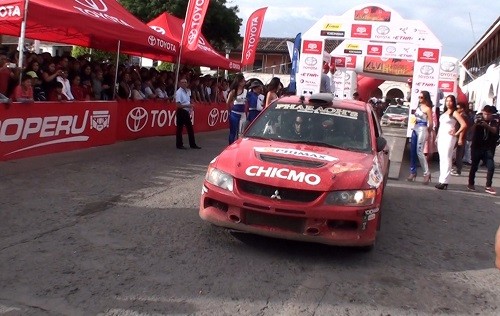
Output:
[{"xmin": 1, "ymin": 129, "xmax": 499, "ymax": 316}]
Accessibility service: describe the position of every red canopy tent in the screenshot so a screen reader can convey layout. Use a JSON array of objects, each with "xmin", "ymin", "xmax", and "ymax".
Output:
[
  {"xmin": 0, "ymin": 0, "xmax": 178, "ymax": 59},
  {"xmin": 147, "ymin": 12, "xmax": 241, "ymax": 71}
]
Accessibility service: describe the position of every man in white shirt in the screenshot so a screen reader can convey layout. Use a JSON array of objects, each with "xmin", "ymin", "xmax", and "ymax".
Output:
[
  {"xmin": 175, "ymin": 78, "xmax": 201, "ymax": 150},
  {"xmin": 56, "ymin": 69, "xmax": 74, "ymax": 101}
]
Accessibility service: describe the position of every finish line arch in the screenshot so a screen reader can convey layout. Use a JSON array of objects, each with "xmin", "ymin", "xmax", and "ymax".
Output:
[{"xmin": 296, "ymin": 3, "xmax": 444, "ymax": 113}]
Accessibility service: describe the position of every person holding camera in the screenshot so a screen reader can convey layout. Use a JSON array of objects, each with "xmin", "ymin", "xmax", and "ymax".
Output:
[{"xmin": 467, "ymin": 105, "xmax": 499, "ymax": 194}]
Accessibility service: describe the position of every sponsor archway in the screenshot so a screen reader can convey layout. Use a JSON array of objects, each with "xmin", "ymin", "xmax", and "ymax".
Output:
[{"xmin": 296, "ymin": 3, "xmax": 448, "ymax": 117}]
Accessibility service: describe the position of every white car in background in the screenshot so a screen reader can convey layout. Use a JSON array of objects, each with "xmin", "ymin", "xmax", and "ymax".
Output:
[{"xmin": 380, "ymin": 105, "xmax": 409, "ymax": 127}]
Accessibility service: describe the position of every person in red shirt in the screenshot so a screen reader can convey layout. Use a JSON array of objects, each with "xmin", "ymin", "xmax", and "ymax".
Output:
[
  {"xmin": 12, "ymin": 74, "xmax": 34, "ymax": 103},
  {"xmin": 48, "ymin": 82, "xmax": 69, "ymax": 102},
  {"xmin": 71, "ymin": 75, "xmax": 90, "ymax": 101}
]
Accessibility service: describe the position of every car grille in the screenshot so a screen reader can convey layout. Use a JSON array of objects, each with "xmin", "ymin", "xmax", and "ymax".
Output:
[
  {"xmin": 237, "ymin": 179, "xmax": 322, "ymax": 203},
  {"xmin": 259, "ymin": 154, "xmax": 326, "ymax": 168}
]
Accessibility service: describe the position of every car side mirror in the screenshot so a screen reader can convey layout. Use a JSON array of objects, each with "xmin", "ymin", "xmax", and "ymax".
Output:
[{"xmin": 376, "ymin": 136, "xmax": 387, "ymax": 152}]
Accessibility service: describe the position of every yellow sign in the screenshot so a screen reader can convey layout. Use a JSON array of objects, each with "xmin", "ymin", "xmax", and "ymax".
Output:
[
  {"xmin": 346, "ymin": 43, "xmax": 360, "ymax": 49},
  {"xmin": 323, "ymin": 23, "xmax": 342, "ymax": 30}
]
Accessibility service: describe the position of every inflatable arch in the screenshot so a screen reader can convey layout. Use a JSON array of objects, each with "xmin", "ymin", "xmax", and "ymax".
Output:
[{"xmin": 296, "ymin": 3, "xmax": 454, "ymax": 113}]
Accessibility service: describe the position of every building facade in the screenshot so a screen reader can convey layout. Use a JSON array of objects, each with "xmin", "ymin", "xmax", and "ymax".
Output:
[{"xmin": 459, "ymin": 17, "xmax": 500, "ymax": 110}]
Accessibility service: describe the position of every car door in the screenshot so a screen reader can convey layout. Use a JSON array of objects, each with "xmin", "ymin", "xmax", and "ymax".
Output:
[{"xmin": 370, "ymin": 109, "xmax": 390, "ymax": 179}]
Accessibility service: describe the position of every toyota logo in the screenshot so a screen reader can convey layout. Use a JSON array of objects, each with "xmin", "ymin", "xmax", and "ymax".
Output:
[
  {"xmin": 440, "ymin": 61, "xmax": 456, "ymax": 72},
  {"xmin": 377, "ymin": 26, "xmax": 390, "ymax": 35},
  {"xmin": 187, "ymin": 29, "xmax": 198, "ymax": 45},
  {"xmin": 127, "ymin": 107, "xmax": 148, "ymax": 132},
  {"xmin": 148, "ymin": 36, "xmax": 157, "ymax": 46},
  {"xmin": 208, "ymin": 108, "xmax": 219, "ymax": 127},
  {"xmin": 150, "ymin": 25, "xmax": 166, "ymax": 35},
  {"xmin": 74, "ymin": 0, "xmax": 108, "ymax": 12},
  {"xmin": 420, "ymin": 65, "xmax": 434, "ymax": 75},
  {"xmin": 386, "ymin": 46, "xmax": 396, "ymax": 53},
  {"xmin": 304, "ymin": 57, "xmax": 317, "ymax": 66}
]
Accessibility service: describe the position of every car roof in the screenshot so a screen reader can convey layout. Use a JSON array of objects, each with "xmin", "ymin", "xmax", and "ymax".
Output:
[{"xmin": 277, "ymin": 93, "xmax": 368, "ymax": 112}]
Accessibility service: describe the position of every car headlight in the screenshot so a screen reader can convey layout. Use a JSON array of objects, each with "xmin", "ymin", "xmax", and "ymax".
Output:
[
  {"xmin": 206, "ymin": 167, "xmax": 234, "ymax": 191},
  {"xmin": 325, "ymin": 189, "xmax": 376, "ymax": 206}
]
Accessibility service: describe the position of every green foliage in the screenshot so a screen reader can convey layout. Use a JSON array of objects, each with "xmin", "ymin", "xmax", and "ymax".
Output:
[
  {"xmin": 71, "ymin": 46, "xmax": 128, "ymax": 63},
  {"xmin": 118, "ymin": 0, "xmax": 242, "ymax": 50},
  {"xmin": 156, "ymin": 62, "xmax": 174, "ymax": 72}
]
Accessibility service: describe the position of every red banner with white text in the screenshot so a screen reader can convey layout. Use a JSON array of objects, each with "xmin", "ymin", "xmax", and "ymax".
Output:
[
  {"xmin": 0, "ymin": 0, "xmax": 25, "ymax": 22},
  {"xmin": 0, "ymin": 101, "xmax": 117, "ymax": 161},
  {"xmin": 182, "ymin": 0, "xmax": 210, "ymax": 51},
  {"xmin": 241, "ymin": 7, "xmax": 267, "ymax": 66},
  {"xmin": 116, "ymin": 101, "xmax": 229, "ymax": 141},
  {"xmin": 0, "ymin": 101, "xmax": 230, "ymax": 161}
]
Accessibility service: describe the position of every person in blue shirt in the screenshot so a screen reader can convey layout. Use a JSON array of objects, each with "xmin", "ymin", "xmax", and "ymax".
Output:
[{"xmin": 246, "ymin": 80, "xmax": 264, "ymax": 124}]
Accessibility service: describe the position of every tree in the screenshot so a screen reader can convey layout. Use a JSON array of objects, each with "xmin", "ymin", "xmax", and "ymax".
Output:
[
  {"xmin": 71, "ymin": 46, "xmax": 128, "ymax": 63},
  {"xmin": 118, "ymin": 0, "xmax": 242, "ymax": 50}
]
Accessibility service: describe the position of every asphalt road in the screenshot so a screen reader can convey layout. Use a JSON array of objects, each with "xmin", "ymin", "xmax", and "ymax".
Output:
[{"xmin": 1, "ymin": 128, "xmax": 499, "ymax": 316}]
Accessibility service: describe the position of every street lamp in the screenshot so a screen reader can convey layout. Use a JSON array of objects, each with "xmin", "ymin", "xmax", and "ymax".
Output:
[{"xmin": 224, "ymin": 46, "xmax": 231, "ymax": 80}]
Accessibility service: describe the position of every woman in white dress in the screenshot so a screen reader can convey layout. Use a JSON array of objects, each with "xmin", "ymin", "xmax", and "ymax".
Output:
[{"xmin": 435, "ymin": 95, "xmax": 467, "ymax": 190}]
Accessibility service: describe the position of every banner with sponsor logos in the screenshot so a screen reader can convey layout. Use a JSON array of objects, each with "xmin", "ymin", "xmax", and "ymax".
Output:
[
  {"xmin": 438, "ymin": 56, "xmax": 459, "ymax": 96},
  {"xmin": 297, "ymin": 3, "xmax": 441, "ymax": 99},
  {"xmin": 241, "ymin": 7, "xmax": 268, "ymax": 66},
  {"xmin": 0, "ymin": 101, "xmax": 116, "ymax": 161},
  {"xmin": 0, "ymin": 0, "xmax": 178, "ymax": 60},
  {"xmin": 297, "ymin": 39, "xmax": 325, "ymax": 96},
  {"xmin": 182, "ymin": 0, "xmax": 210, "ymax": 51},
  {"xmin": 116, "ymin": 101, "xmax": 229, "ymax": 141},
  {"xmin": 333, "ymin": 70, "xmax": 357, "ymax": 99}
]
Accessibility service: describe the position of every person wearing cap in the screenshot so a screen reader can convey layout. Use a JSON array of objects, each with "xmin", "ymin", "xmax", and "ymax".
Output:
[
  {"xmin": 26, "ymin": 70, "xmax": 46, "ymax": 101},
  {"xmin": 467, "ymin": 105, "xmax": 499, "ymax": 195},
  {"xmin": 246, "ymin": 81, "xmax": 264, "ymax": 123}
]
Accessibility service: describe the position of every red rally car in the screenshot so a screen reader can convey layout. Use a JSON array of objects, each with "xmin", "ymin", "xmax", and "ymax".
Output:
[{"xmin": 200, "ymin": 93, "xmax": 390, "ymax": 249}]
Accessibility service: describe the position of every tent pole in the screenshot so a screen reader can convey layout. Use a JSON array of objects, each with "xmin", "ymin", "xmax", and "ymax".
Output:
[
  {"xmin": 112, "ymin": 40, "xmax": 121, "ymax": 100},
  {"xmin": 173, "ymin": 45, "xmax": 183, "ymax": 94},
  {"xmin": 17, "ymin": 0, "xmax": 30, "ymax": 82}
]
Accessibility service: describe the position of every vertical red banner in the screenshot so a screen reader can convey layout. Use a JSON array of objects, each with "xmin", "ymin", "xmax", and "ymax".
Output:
[
  {"xmin": 182, "ymin": 0, "xmax": 210, "ymax": 51},
  {"xmin": 241, "ymin": 7, "xmax": 268, "ymax": 66}
]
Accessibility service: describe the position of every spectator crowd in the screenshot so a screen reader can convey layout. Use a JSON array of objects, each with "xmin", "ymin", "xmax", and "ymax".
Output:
[{"xmin": 0, "ymin": 51, "xmax": 242, "ymax": 105}]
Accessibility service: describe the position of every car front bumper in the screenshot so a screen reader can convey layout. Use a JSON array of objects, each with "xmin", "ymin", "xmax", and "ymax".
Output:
[{"xmin": 199, "ymin": 182, "xmax": 381, "ymax": 247}]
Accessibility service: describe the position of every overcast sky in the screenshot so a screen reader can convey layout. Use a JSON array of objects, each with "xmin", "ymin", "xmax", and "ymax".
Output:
[{"xmin": 228, "ymin": 0, "xmax": 499, "ymax": 59}]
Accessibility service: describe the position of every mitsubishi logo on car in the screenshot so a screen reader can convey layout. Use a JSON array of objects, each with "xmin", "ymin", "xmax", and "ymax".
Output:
[
  {"xmin": 74, "ymin": 0, "xmax": 108, "ymax": 12},
  {"xmin": 271, "ymin": 190, "xmax": 282, "ymax": 200}
]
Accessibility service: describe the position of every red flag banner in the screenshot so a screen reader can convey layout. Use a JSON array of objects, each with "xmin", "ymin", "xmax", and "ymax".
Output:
[
  {"xmin": 182, "ymin": 0, "xmax": 211, "ymax": 51},
  {"xmin": 241, "ymin": 7, "xmax": 267, "ymax": 66}
]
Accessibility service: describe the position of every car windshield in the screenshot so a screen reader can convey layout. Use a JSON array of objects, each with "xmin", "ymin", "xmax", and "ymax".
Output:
[
  {"xmin": 385, "ymin": 106, "xmax": 408, "ymax": 115},
  {"xmin": 245, "ymin": 102, "xmax": 371, "ymax": 152}
]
